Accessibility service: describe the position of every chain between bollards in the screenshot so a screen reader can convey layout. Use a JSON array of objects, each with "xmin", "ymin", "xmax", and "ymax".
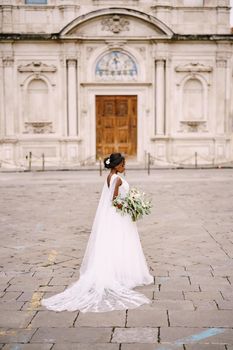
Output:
[{"xmin": 99, "ymin": 157, "xmax": 102, "ymax": 176}]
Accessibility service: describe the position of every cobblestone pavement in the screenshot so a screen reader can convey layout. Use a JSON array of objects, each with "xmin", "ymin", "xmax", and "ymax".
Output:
[{"xmin": 0, "ymin": 169, "xmax": 233, "ymax": 350}]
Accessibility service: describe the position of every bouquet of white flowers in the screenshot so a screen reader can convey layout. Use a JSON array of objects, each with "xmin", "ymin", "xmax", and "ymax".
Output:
[{"xmin": 113, "ymin": 187, "xmax": 152, "ymax": 222}]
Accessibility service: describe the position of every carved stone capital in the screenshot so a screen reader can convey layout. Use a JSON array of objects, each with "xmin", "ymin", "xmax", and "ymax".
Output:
[
  {"xmin": 67, "ymin": 59, "xmax": 77, "ymax": 68},
  {"xmin": 216, "ymin": 59, "xmax": 227, "ymax": 68},
  {"xmin": 3, "ymin": 56, "xmax": 14, "ymax": 67}
]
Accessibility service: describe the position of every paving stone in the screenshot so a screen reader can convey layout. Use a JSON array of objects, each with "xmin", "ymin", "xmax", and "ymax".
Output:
[
  {"xmin": 127, "ymin": 309, "xmax": 167, "ymax": 327},
  {"xmin": 52, "ymin": 344, "xmax": 119, "ymax": 350},
  {"xmin": 30, "ymin": 310, "xmax": 78, "ymax": 327},
  {"xmin": 0, "ymin": 311, "xmax": 36, "ymax": 328},
  {"xmin": 17, "ymin": 292, "xmax": 37, "ymax": 302},
  {"xmin": 75, "ymin": 310, "xmax": 125, "ymax": 327},
  {"xmin": 137, "ymin": 299, "xmax": 194, "ymax": 311},
  {"xmin": 199, "ymin": 285, "xmax": 233, "ymax": 292},
  {"xmin": 184, "ymin": 291, "xmax": 223, "ymax": 301},
  {"xmin": 189, "ymin": 277, "xmax": 230, "ymax": 285},
  {"xmin": 185, "ymin": 345, "xmax": 226, "ymax": 350},
  {"xmin": 112, "ymin": 328, "xmax": 158, "ymax": 343},
  {"xmin": 0, "ymin": 301, "xmax": 25, "ymax": 311},
  {"xmin": 216, "ymin": 300, "xmax": 233, "ymax": 310},
  {"xmin": 0, "ymin": 328, "xmax": 35, "ymax": 343},
  {"xmin": 192, "ymin": 300, "xmax": 218, "ymax": 310},
  {"xmin": 153, "ymin": 291, "xmax": 184, "ymax": 300},
  {"xmin": 31, "ymin": 327, "xmax": 112, "ymax": 343},
  {"xmin": 48, "ymin": 277, "xmax": 74, "ymax": 286},
  {"xmin": 37, "ymin": 286, "xmax": 66, "ymax": 293},
  {"xmin": 135, "ymin": 285, "xmax": 158, "ymax": 292},
  {"xmin": 0, "ymin": 292, "xmax": 22, "ymax": 301},
  {"xmin": 160, "ymin": 327, "xmax": 233, "ymax": 344},
  {"xmin": 159, "ymin": 284, "xmax": 200, "ymax": 292},
  {"xmin": 2, "ymin": 344, "xmax": 53, "ymax": 350},
  {"xmin": 169, "ymin": 310, "xmax": 233, "ymax": 327},
  {"xmin": 121, "ymin": 343, "xmax": 163, "ymax": 350}
]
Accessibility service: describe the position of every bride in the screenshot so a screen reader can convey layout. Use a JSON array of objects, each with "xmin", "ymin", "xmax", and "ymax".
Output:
[{"xmin": 41, "ymin": 153, "xmax": 153, "ymax": 313}]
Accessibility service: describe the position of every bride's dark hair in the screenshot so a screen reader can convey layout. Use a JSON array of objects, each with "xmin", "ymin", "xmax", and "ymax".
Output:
[{"xmin": 104, "ymin": 153, "xmax": 125, "ymax": 169}]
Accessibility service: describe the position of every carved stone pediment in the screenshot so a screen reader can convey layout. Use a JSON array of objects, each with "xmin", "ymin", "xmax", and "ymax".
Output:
[
  {"xmin": 68, "ymin": 15, "xmax": 164, "ymax": 38},
  {"xmin": 60, "ymin": 9, "xmax": 173, "ymax": 39},
  {"xmin": 18, "ymin": 62, "xmax": 57, "ymax": 73},
  {"xmin": 175, "ymin": 63, "xmax": 212, "ymax": 73}
]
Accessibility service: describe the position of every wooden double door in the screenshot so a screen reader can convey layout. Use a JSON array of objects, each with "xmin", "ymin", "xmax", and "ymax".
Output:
[{"xmin": 96, "ymin": 95, "xmax": 137, "ymax": 158}]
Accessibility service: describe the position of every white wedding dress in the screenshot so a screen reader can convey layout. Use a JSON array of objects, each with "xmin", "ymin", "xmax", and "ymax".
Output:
[{"xmin": 41, "ymin": 173, "xmax": 153, "ymax": 312}]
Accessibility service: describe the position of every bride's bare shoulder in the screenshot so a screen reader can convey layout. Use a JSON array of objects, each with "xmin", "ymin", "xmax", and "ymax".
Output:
[{"xmin": 107, "ymin": 173, "xmax": 121, "ymax": 188}]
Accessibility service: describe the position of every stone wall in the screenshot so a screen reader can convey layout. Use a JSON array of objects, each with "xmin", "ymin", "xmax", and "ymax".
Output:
[{"xmin": 0, "ymin": 1, "xmax": 232, "ymax": 169}]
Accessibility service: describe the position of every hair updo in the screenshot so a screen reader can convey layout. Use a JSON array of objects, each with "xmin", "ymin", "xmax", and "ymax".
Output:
[{"xmin": 104, "ymin": 153, "xmax": 125, "ymax": 169}]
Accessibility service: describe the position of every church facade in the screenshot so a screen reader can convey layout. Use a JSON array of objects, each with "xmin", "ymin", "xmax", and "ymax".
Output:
[{"xmin": 0, "ymin": 0, "xmax": 233, "ymax": 168}]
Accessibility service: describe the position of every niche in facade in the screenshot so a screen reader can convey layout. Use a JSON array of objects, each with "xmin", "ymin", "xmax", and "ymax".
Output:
[
  {"xmin": 181, "ymin": 78, "xmax": 207, "ymax": 132},
  {"xmin": 183, "ymin": 79, "xmax": 204, "ymax": 121},
  {"xmin": 24, "ymin": 79, "xmax": 52, "ymax": 134}
]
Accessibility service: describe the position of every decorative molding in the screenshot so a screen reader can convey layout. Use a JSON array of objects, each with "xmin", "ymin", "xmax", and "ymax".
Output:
[
  {"xmin": 18, "ymin": 61, "xmax": 57, "ymax": 73},
  {"xmin": 180, "ymin": 120, "xmax": 207, "ymax": 133},
  {"xmin": 24, "ymin": 122, "xmax": 53, "ymax": 134},
  {"xmin": 136, "ymin": 46, "xmax": 146, "ymax": 59},
  {"xmin": 105, "ymin": 40, "xmax": 127, "ymax": 49},
  {"xmin": 86, "ymin": 46, "xmax": 95, "ymax": 60},
  {"xmin": 175, "ymin": 62, "xmax": 213, "ymax": 73},
  {"xmin": 101, "ymin": 15, "xmax": 130, "ymax": 34}
]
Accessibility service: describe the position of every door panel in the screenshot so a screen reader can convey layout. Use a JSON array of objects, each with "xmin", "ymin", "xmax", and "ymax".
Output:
[{"xmin": 96, "ymin": 95, "xmax": 137, "ymax": 158}]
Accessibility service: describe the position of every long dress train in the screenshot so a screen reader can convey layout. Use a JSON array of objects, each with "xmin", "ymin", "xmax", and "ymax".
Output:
[{"xmin": 41, "ymin": 173, "xmax": 153, "ymax": 312}]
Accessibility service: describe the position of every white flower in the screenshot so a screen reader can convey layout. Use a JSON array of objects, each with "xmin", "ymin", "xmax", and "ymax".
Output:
[{"xmin": 106, "ymin": 159, "xmax": 110, "ymax": 164}]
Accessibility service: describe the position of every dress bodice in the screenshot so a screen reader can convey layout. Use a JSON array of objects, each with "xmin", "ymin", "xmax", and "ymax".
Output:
[{"xmin": 118, "ymin": 175, "xmax": 129, "ymax": 198}]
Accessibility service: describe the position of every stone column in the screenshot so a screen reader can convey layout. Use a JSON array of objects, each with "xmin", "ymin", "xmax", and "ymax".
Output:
[
  {"xmin": 155, "ymin": 59, "xmax": 165, "ymax": 135},
  {"xmin": 3, "ymin": 57, "xmax": 14, "ymax": 137},
  {"xmin": 216, "ymin": 58, "xmax": 226, "ymax": 134},
  {"xmin": 0, "ymin": 58, "xmax": 4, "ymax": 138},
  {"xmin": 67, "ymin": 59, "xmax": 78, "ymax": 136}
]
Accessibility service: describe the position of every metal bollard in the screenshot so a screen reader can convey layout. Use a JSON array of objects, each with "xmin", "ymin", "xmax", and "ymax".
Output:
[
  {"xmin": 147, "ymin": 152, "xmax": 151, "ymax": 175},
  {"xmin": 28, "ymin": 151, "xmax": 32, "ymax": 171},
  {"xmin": 195, "ymin": 152, "xmax": 197, "ymax": 169},
  {"xmin": 42, "ymin": 153, "xmax": 45, "ymax": 171}
]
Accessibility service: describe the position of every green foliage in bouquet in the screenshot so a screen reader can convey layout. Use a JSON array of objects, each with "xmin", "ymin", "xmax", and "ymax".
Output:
[{"xmin": 113, "ymin": 188, "xmax": 152, "ymax": 222}]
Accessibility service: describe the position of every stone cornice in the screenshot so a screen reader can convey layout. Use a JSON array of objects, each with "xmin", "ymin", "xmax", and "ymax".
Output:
[{"xmin": 0, "ymin": 33, "xmax": 233, "ymax": 41}]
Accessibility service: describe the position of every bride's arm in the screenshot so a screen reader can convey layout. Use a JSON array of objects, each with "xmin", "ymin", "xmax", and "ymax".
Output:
[{"xmin": 112, "ymin": 177, "xmax": 122, "ymax": 201}]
